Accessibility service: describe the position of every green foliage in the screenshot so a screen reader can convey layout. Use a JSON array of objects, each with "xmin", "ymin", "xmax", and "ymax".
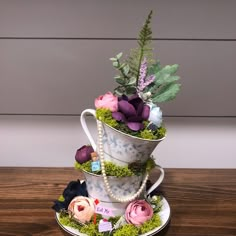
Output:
[
  {"xmin": 80, "ymin": 223, "xmax": 103, "ymax": 236},
  {"xmin": 96, "ymin": 108, "xmax": 118, "ymax": 128},
  {"xmin": 147, "ymin": 63, "xmax": 181, "ymax": 103},
  {"xmin": 155, "ymin": 126, "xmax": 166, "ymax": 139},
  {"xmin": 58, "ymin": 195, "xmax": 65, "ymax": 202},
  {"xmin": 148, "ymin": 195, "xmax": 163, "ymax": 213},
  {"xmin": 110, "ymin": 11, "xmax": 155, "ymax": 95},
  {"xmin": 75, "ymin": 160, "xmax": 134, "ymax": 177},
  {"xmin": 59, "ymin": 203, "xmax": 162, "ymax": 236},
  {"xmin": 139, "ymin": 214, "xmax": 162, "ymax": 234},
  {"xmin": 152, "ymin": 82, "xmax": 181, "ymax": 103},
  {"xmin": 126, "ymin": 47, "xmax": 155, "ymax": 80},
  {"xmin": 139, "ymin": 125, "xmax": 166, "ymax": 140},
  {"xmin": 59, "ymin": 214, "xmax": 82, "ymax": 231},
  {"xmin": 145, "ymin": 158, "xmax": 156, "ymax": 172},
  {"xmin": 110, "ymin": 52, "xmax": 137, "ymax": 96},
  {"xmin": 125, "ymin": 11, "xmax": 154, "ymax": 83},
  {"xmin": 95, "ymin": 109, "xmax": 165, "ymax": 140},
  {"xmin": 136, "ymin": 10, "xmax": 154, "ymax": 81},
  {"xmin": 75, "ymin": 157, "xmax": 156, "ymax": 177},
  {"xmin": 113, "ymin": 213, "xmax": 161, "ymax": 236},
  {"xmin": 113, "ymin": 224, "xmax": 139, "ymax": 236},
  {"xmin": 140, "ymin": 129, "xmax": 157, "ymax": 140}
]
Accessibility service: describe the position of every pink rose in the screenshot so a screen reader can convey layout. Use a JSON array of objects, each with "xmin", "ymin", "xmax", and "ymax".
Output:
[
  {"xmin": 125, "ymin": 200, "xmax": 153, "ymax": 226},
  {"xmin": 68, "ymin": 196, "xmax": 95, "ymax": 223},
  {"xmin": 95, "ymin": 92, "xmax": 118, "ymax": 112}
]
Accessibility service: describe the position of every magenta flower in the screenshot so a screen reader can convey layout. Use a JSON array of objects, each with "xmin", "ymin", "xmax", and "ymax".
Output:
[
  {"xmin": 125, "ymin": 200, "xmax": 153, "ymax": 226},
  {"xmin": 75, "ymin": 145, "xmax": 94, "ymax": 164},
  {"xmin": 112, "ymin": 94, "xmax": 150, "ymax": 131}
]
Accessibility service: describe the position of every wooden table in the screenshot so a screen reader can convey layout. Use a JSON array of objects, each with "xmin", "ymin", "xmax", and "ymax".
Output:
[{"xmin": 0, "ymin": 167, "xmax": 235, "ymax": 236}]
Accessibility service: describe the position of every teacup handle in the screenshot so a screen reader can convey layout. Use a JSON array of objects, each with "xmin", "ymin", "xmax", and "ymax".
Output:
[
  {"xmin": 146, "ymin": 165, "xmax": 165, "ymax": 196},
  {"xmin": 80, "ymin": 109, "xmax": 97, "ymax": 151}
]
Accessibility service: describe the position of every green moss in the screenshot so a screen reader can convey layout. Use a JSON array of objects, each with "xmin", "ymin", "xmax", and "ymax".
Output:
[
  {"xmin": 113, "ymin": 224, "xmax": 139, "ymax": 236},
  {"xmin": 58, "ymin": 195, "xmax": 65, "ymax": 202},
  {"xmin": 75, "ymin": 160, "xmax": 134, "ymax": 177},
  {"xmin": 95, "ymin": 108, "xmax": 166, "ymax": 140},
  {"xmin": 155, "ymin": 126, "xmax": 166, "ymax": 139},
  {"xmin": 59, "ymin": 208, "xmax": 162, "ymax": 235},
  {"xmin": 104, "ymin": 161, "xmax": 134, "ymax": 177},
  {"xmin": 75, "ymin": 156, "xmax": 156, "ymax": 177},
  {"xmin": 59, "ymin": 215, "xmax": 82, "ymax": 230},
  {"xmin": 139, "ymin": 129, "xmax": 157, "ymax": 140},
  {"xmin": 96, "ymin": 108, "xmax": 118, "ymax": 128},
  {"xmin": 80, "ymin": 223, "xmax": 103, "ymax": 236},
  {"xmin": 139, "ymin": 214, "xmax": 162, "ymax": 234}
]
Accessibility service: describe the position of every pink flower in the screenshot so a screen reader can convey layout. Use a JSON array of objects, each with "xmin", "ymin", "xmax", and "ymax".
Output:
[
  {"xmin": 125, "ymin": 200, "xmax": 153, "ymax": 226},
  {"xmin": 68, "ymin": 196, "xmax": 95, "ymax": 223},
  {"xmin": 95, "ymin": 92, "xmax": 118, "ymax": 112}
]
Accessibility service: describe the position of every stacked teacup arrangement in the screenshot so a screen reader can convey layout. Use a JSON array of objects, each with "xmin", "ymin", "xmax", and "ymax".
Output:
[{"xmin": 53, "ymin": 10, "xmax": 180, "ymax": 236}]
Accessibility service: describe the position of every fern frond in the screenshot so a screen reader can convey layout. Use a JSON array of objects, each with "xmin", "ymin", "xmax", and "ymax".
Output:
[
  {"xmin": 125, "ymin": 11, "xmax": 154, "ymax": 84},
  {"xmin": 126, "ymin": 46, "xmax": 155, "ymax": 79},
  {"xmin": 136, "ymin": 10, "xmax": 154, "ymax": 81}
]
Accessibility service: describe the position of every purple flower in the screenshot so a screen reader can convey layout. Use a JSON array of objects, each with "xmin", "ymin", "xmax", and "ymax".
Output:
[
  {"xmin": 112, "ymin": 95, "xmax": 150, "ymax": 131},
  {"xmin": 75, "ymin": 145, "xmax": 94, "ymax": 164},
  {"xmin": 137, "ymin": 58, "xmax": 155, "ymax": 92}
]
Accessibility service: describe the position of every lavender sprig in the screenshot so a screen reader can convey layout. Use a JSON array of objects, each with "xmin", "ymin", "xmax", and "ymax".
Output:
[{"xmin": 137, "ymin": 58, "xmax": 155, "ymax": 92}]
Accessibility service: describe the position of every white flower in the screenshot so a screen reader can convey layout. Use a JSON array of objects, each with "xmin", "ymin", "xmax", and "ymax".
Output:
[{"xmin": 148, "ymin": 104, "xmax": 162, "ymax": 127}]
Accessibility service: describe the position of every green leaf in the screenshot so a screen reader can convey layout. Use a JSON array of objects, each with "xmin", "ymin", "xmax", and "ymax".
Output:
[
  {"xmin": 114, "ymin": 87, "xmax": 124, "ymax": 96},
  {"xmin": 123, "ymin": 64, "xmax": 130, "ymax": 75},
  {"xmin": 113, "ymin": 61, "xmax": 119, "ymax": 67},
  {"xmin": 125, "ymin": 86, "xmax": 136, "ymax": 95},
  {"xmin": 152, "ymin": 83, "xmax": 181, "ymax": 103},
  {"xmin": 114, "ymin": 75, "xmax": 121, "ymax": 79},
  {"xmin": 148, "ymin": 62, "xmax": 161, "ymax": 75},
  {"xmin": 127, "ymin": 77, "xmax": 136, "ymax": 85},
  {"xmin": 161, "ymin": 64, "xmax": 179, "ymax": 74},
  {"xmin": 118, "ymin": 63, "xmax": 126, "ymax": 70},
  {"xmin": 110, "ymin": 57, "xmax": 117, "ymax": 61},
  {"xmin": 115, "ymin": 77, "xmax": 125, "ymax": 85},
  {"xmin": 155, "ymin": 74, "xmax": 180, "ymax": 86},
  {"xmin": 116, "ymin": 52, "xmax": 123, "ymax": 59}
]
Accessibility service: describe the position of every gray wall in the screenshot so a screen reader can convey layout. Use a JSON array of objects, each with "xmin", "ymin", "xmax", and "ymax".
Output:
[{"xmin": 0, "ymin": 0, "xmax": 235, "ymax": 167}]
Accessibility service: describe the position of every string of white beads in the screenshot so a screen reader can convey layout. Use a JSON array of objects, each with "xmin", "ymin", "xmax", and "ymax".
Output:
[{"xmin": 97, "ymin": 120, "xmax": 149, "ymax": 203}]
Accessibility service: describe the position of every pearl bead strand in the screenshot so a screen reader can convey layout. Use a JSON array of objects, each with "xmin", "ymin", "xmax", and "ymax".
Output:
[{"xmin": 97, "ymin": 120, "xmax": 149, "ymax": 203}]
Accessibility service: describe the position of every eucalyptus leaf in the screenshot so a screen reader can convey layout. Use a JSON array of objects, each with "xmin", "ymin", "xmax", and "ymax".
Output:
[
  {"xmin": 114, "ymin": 87, "xmax": 124, "ymax": 96},
  {"xmin": 114, "ymin": 75, "xmax": 121, "ymax": 80},
  {"xmin": 116, "ymin": 52, "xmax": 123, "ymax": 59},
  {"xmin": 113, "ymin": 61, "xmax": 119, "ymax": 68},
  {"xmin": 123, "ymin": 64, "xmax": 130, "ymax": 75},
  {"xmin": 125, "ymin": 86, "xmax": 136, "ymax": 95},
  {"xmin": 115, "ymin": 77, "xmax": 126, "ymax": 85},
  {"xmin": 152, "ymin": 83, "xmax": 181, "ymax": 103},
  {"xmin": 110, "ymin": 57, "xmax": 117, "ymax": 61},
  {"xmin": 118, "ymin": 63, "xmax": 126, "ymax": 70},
  {"xmin": 127, "ymin": 77, "xmax": 136, "ymax": 85}
]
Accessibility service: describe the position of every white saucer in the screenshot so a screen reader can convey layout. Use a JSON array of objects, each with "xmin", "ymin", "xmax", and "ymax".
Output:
[{"xmin": 55, "ymin": 196, "xmax": 171, "ymax": 236}]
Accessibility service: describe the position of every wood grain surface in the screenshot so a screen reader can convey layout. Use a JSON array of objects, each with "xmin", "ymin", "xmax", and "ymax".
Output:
[{"xmin": 0, "ymin": 167, "xmax": 235, "ymax": 236}]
